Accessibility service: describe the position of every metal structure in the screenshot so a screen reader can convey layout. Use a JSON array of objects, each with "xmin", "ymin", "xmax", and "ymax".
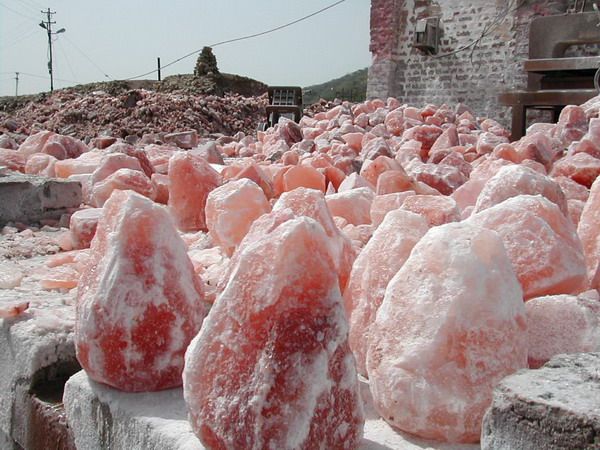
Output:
[
  {"xmin": 39, "ymin": 9, "xmax": 65, "ymax": 93},
  {"xmin": 258, "ymin": 86, "xmax": 303, "ymax": 131},
  {"xmin": 500, "ymin": 12, "xmax": 600, "ymax": 140}
]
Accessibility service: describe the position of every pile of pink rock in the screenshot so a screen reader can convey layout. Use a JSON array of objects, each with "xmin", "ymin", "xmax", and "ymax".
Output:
[
  {"xmin": 2, "ymin": 94, "xmax": 600, "ymax": 448},
  {"xmin": 0, "ymin": 88, "xmax": 267, "ymax": 144}
]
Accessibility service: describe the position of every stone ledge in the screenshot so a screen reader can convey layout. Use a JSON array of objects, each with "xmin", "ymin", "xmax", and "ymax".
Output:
[{"xmin": 481, "ymin": 352, "xmax": 600, "ymax": 450}]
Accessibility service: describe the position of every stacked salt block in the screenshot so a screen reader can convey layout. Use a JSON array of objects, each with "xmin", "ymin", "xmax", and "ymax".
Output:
[
  {"xmin": 76, "ymin": 190, "xmax": 209, "ymax": 391},
  {"xmin": 183, "ymin": 217, "xmax": 364, "ymax": 449}
]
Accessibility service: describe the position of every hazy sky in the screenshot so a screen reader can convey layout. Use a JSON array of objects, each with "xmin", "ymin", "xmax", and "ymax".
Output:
[{"xmin": 0, "ymin": 0, "xmax": 372, "ymax": 96}]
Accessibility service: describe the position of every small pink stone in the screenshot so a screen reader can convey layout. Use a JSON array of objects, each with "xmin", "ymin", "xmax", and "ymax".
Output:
[{"xmin": 70, "ymin": 208, "xmax": 102, "ymax": 249}]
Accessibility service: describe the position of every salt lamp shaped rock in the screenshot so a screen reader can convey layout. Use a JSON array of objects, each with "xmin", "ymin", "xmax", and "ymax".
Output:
[
  {"xmin": 76, "ymin": 190, "xmax": 208, "ymax": 392},
  {"xmin": 468, "ymin": 195, "xmax": 588, "ymax": 299},
  {"xmin": 273, "ymin": 187, "xmax": 356, "ymax": 292},
  {"xmin": 183, "ymin": 217, "xmax": 364, "ymax": 450},
  {"xmin": 526, "ymin": 291, "xmax": 600, "ymax": 369},
  {"xmin": 168, "ymin": 152, "xmax": 221, "ymax": 231},
  {"xmin": 205, "ymin": 178, "xmax": 271, "ymax": 256},
  {"xmin": 344, "ymin": 209, "xmax": 428, "ymax": 377},
  {"xmin": 578, "ymin": 176, "xmax": 600, "ymax": 289},
  {"xmin": 367, "ymin": 221, "xmax": 527, "ymax": 443},
  {"xmin": 474, "ymin": 164, "xmax": 567, "ymax": 216}
]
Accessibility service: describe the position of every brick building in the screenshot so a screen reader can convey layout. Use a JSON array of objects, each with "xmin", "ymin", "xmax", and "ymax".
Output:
[{"xmin": 366, "ymin": 0, "xmax": 591, "ymax": 126}]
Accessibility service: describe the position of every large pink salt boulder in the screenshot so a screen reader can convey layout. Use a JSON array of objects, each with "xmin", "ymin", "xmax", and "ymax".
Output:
[
  {"xmin": 90, "ymin": 168, "xmax": 156, "ymax": 207},
  {"xmin": 183, "ymin": 217, "xmax": 364, "ymax": 449},
  {"xmin": 555, "ymin": 105, "xmax": 588, "ymax": 146},
  {"xmin": 400, "ymin": 194, "xmax": 460, "ymax": 227},
  {"xmin": 468, "ymin": 195, "xmax": 587, "ymax": 299},
  {"xmin": 474, "ymin": 164, "xmax": 568, "ymax": 216},
  {"xmin": 526, "ymin": 291, "xmax": 600, "ymax": 369},
  {"xmin": 344, "ymin": 209, "xmax": 428, "ymax": 377},
  {"xmin": 54, "ymin": 150, "xmax": 105, "ymax": 178},
  {"xmin": 273, "ymin": 188, "xmax": 356, "ymax": 291},
  {"xmin": 326, "ymin": 187, "xmax": 374, "ymax": 226},
  {"xmin": 90, "ymin": 153, "xmax": 143, "ymax": 186},
  {"xmin": 168, "ymin": 152, "xmax": 221, "ymax": 231},
  {"xmin": 205, "ymin": 178, "xmax": 271, "ymax": 256},
  {"xmin": 0, "ymin": 149, "xmax": 26, "ymax": 172},
  {"xmin": 76, "ymin": 190, "xmax": 208, "ymax": 391},
  {"xmin": 367, "ymin": 222, "xmax": 527, "ymax": 443},
  {"xmin": 578, "ymin": 176, "xmax": 600, "ymax": 289}
]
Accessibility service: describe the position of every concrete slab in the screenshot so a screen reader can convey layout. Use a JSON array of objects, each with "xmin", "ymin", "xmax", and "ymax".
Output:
[
  {"xmin": 0, "ymin": 253, "xmax": 78, "ymax": 449},
  {"xmin": 64, "ymin": 371, "xmax": 480, "ymax": 450},
  {"xmin": 482, "ymin": 352, "xmax": 600, "ymax": 449},
  {"xmin": 0, "ymin": 173, "xmax": 81, "ymax": 225}
]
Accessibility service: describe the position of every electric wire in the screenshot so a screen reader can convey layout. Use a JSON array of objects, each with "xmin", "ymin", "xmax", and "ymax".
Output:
[
  {"xmin": 0, "ymin": 2, "xmax": 38, "ymax": 21},
  {"xmin": 13, "ymin": 0, "xmax": 40, "ymax": 15},
  {"xmin": 121, "ymin": 0, "xmax": 347, "ymax": 80},
  {"xmin": 63, "ymin": 35, "xmax": 112, "ymax": 79},
  {"xmin": 57, "ymin": 38, "xmax": 78, "ymax": 82},
  {"xmin": 1, "ymin": 27, "xmax": 38, "ymax": 49}
]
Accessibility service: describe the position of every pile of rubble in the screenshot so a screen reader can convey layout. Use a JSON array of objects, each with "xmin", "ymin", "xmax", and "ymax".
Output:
[
  {"xmin": 1, "ymin": 92, "xmax": 600, "ymax": 449},
  {"xmin": 0, "ymin": 84, "xmax": 268, "ymax": 144}
]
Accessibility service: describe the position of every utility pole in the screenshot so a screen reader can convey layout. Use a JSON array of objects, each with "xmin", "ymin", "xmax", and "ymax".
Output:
[
  {"xmin": 39, "ymin": 9, "xmax": 65, "ymax": 93},
  {"xmin": 157, "ymin": 57, "xmax": 161, "ymax": 81},
  {"xmin": 15, "ymin": 72, "xmax": 19, "ymax": 97}
]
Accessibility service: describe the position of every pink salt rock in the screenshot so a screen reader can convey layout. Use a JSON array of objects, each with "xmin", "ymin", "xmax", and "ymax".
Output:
[
  {"xmin": 0, "ymin": 149, "xmax": 26, "ymax": 172},
  {"xmin": 25, "ymin": 153, "xmax": 57, "ymax": 177},
  {"xmin": 0, "ymin": 262, "xmax": 24, "ymax": 289},
  {"xmin": 400, "ymin": 194, "xmax": 460, "ymax": 227},
  {"xmin": 367, "ymin": 221, "xmax": 527, "ymax": 443},
  {"xmin": 90, "ymin": 153, "xmax": 143, "ymax": 186},
  {"xmin": 40, "ymin": 264, "xmax": 79, "ymax": 290},
  {"xmin": 555, "ymin": 105, "xmax": 588, "ymax": 145},
  {"xmin": 408, "ymin": 161, "xmax": 467, "ymax": 195},
  {"xmin": 205, "ymin": 178, "xmax": 271, "ymax": 256},
  {"xmin": 106, "ymin": 142, "xmax": 154, "ymax": 177},
  {"xmin": 42, "ymin": 134, "xmax": 87, "ymax": 160},
  {"xmin": 151, "ymin": 173, "xmax": 169, "ymax": 204},
  {"xmin": 90, "ymin": 168, "xmax": 156, "ymax": 207},
  {"xmin": 360, "ymin": 156, "xmax": 403, "ymax": 187},
  {"xmin": 569, "ymin": 198, "xmax": 586, "ymax": 226},
  {"xmin": 451, "ymin": 157, "xmax": 512, "ymax": 211},
  {"xmin": 76, "ymin": 190, "xmax": 208, "ymax": 392},
  {"xmin": 273, "ymin": 188, "xmax": 356, "ymax": 291},
  {"xmin": 191, "ymin": 142, "xmax": 224, "ymax": 166},
  {"xmin": 370, "ymin": 191, "xmax": 416, "ymax": 227},
  {"xmin": 430, "ymin": 125, "xmax": 459, "ymax": 152},
  {"xmin": 338, "ymin": 173, "xmax": 374, "ymax": 192},
  {"xmin": 17, "ymin": 131, "xmax": 54, "ymax": 158},
  {"xmin": 474, "ymin": 164, "xmax": 568, "ymax": 216},
  {"xmin": 469, "ymin": 195, "xmax": 588, "ymax": 299},
  {"xmin": 578, "ymin": 176, "xmax": 600, "ymax": 289},
  {"xmin": 54, "ymin": 150, "xmax": 104, "ymax": 178},
  {"xmin": 514, "ymin": 132, "xmax": 557, "ymax": 167},
  {"xmin": 476, "ymin": 132, "xmax": 509, "ymax": 155},
  {"xmin": 361, "ymin": 137, "xmax": 392, "ymax": 160},
  {"xmin": 384, "ymin": 108, "xmax": 405, "ymax": 136},
  {"xmin": 164, "ymin": 130, "xmax": 198, "ymax": 149},
  {"xmin": 183, "ymin": 217, "xmax": 364, "ymax": 450},
  {"xmin": 281, "ymin": 150, "xmax": 299, "ymax": 165},
  {"xmin": 401, "ymin": 124, "xmax": 443, "ymax": 156},
  {"xmin": 69, "ymin": 208, "xmax": 102, "ymax": 249},
  {"xmin": 375, "ymin": 169, "xmax": 413, "ymax": 194},
  {"xmin": 144, "ymin": 144, "xmax": 177, "ymax": 173},
  {"xmin": 326, "ymin": 187, "xmax": 374, "ymax": 226},
  {"xmin": 234, "ymin": 163, "xmax": 274, "ymax": 198},
  {"xmin": 526, "ymin": 292, "xmax": 600, "ymax": 369},
  {"xmin": 282, "ymin": 165, "xmax": 326, "ymax": 193},
  {"xmin": 342, "ymin": 132, "xmax": 364, "ymax": 151},
  {"xmin": 554, "ymin": 175, "xmax": 589, "ymax": 202},
  {"xmin": 168, "ymin": 152, "xmax": 221, "ymax": 231},
  {"xmin": 550, "ymin": 152, "xmax": 600, "ymax": 188},
  {"xmin": 0, "ymin": 300, "xmax": 29, "ymax": 318},
  {"xmin": 187, "ymin": 246, "xmax": 229, "ymax": 305},
  {"xmin": 344, "ymin": 210, "xmax": 428, "ymax": 376},
  {"xmin": 342, "ymin": 223, "xmax": 373, "ymax": 250},
  {"xmin": 324, "ymin": 165, "xmax": 346, "ymax": 191}
]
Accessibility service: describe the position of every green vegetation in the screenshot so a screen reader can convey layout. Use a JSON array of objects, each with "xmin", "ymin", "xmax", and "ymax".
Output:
[{"xmin": 302, "ymin": 68, "xmax": 368, "ymax": 105}]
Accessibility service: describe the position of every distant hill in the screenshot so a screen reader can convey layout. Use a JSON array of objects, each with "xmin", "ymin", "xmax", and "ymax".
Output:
[{"xmin": 303, "ymin": 68, "xmax": 368, "ymax": 105}]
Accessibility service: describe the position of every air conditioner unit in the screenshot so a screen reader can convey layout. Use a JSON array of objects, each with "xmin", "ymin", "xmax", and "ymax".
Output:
[{"xmin": 414, "ymin": 17, "xmax": 440, "ymax": 54}]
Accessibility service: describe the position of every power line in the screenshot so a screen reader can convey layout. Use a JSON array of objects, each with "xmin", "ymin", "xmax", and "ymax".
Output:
[
  {"xmin": 1, "ymin": 27, "xmax": 38, "ymax": 49},
  {"xmin": 63, "ymin": 35, "xmax": 112, "ymax": 79},
  {"xmin": 17, "ymin": 71, "xmax": 80, "ymax": 84},
  {"xmin": 56, "ymin": 38, "xmax": 78, "ymax": 82},
  {"xmin": 0, "ymin": 2, "xmax": 38, "ymax": 21},
  {"xmin": 13, "ymin": 0, "xmax": 40, "ymax": 15},
  {"xmin": 122, "ymin": 0, "xmax": 347, "ymax": 80}
]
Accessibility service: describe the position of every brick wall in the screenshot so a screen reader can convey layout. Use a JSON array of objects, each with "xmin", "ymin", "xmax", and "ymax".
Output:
[{"xmin": 366, "ymin": 0, "xmax": 577, "ymax": 126}]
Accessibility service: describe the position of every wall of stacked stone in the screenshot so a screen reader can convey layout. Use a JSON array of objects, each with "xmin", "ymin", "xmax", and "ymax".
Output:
[{"xmin": 367, "ymin": 0, "xmax": 574, "ymax": 127}]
